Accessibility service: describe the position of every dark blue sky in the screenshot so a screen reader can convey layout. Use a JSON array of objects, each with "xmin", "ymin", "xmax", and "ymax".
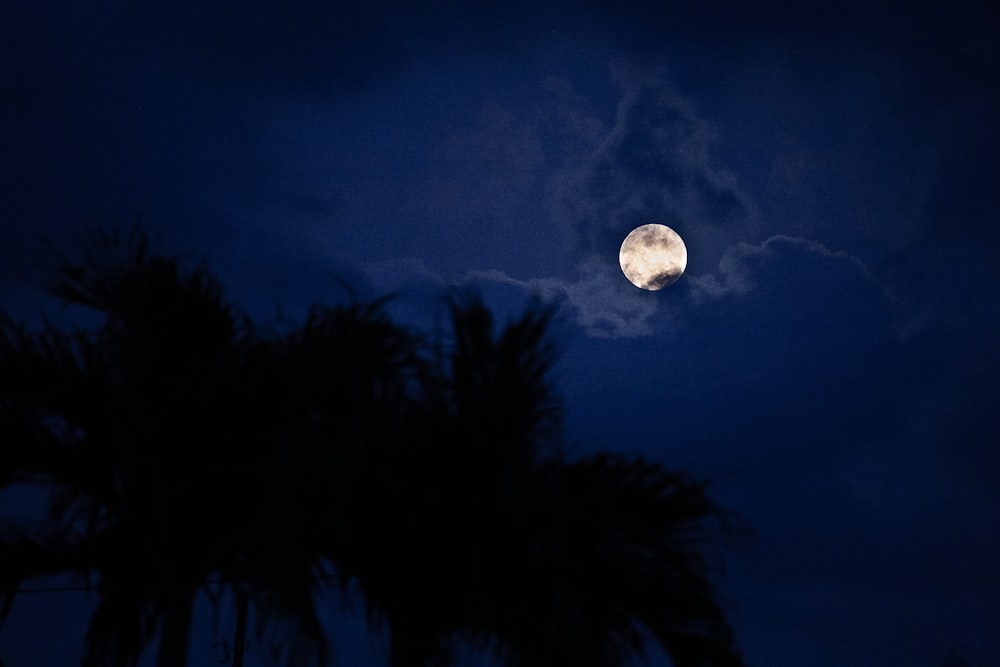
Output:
[{"xmin": 2, "ymin": 1, "xmax": 998, "ymax": 666}]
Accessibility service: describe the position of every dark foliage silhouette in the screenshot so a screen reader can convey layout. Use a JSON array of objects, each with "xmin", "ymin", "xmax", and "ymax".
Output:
[
  {"xmin": 0, "ymin": 228, "xmax": 744, "ymax": 667},
  {"xmin": 1, "ymin": 228, "xmax": 260, "ymax": 667}
]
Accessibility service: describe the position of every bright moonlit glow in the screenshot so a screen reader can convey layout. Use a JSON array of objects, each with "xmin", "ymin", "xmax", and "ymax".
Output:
[{"xmin": 619, "ymin": 224, "xmax": 688, "ymax": 290}]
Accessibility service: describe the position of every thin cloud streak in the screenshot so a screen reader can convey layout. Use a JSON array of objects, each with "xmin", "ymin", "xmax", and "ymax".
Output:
[
  {"xmin": 467, "ymin": 259, "xmax": 659, "ymax": 339},
  {"xmin": 688, "ymin": 234, "xmax": 881, "ymax": 303}
]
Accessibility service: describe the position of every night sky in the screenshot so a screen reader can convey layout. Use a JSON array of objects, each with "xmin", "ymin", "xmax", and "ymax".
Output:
[{"xmin": 2, "ymin": 1, "xmax": 999, "ymax": 666}]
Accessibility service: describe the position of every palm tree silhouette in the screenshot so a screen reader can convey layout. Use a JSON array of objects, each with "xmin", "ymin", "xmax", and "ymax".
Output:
[
  {"xmin": 1, "ymin": 229, "xmax": 745, "ymax": 667},
  {"xmin": 0, "ymin": 227, "xmax": 434, "ymax": 666},
  {"xmin": 336, "ymin": 292, "xmax": 744, "ymax": 667},
  {"xmin": 480, "ymin": 454, "xmax": 743, "ymax": 667},
  {"xmin": 0, "ymin": 227, "xmax": 257, "ymax": 666}
]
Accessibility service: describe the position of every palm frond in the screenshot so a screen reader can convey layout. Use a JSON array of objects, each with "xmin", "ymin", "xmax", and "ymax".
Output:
[
  {"xmin": 460, "ymin": 454, "xmax": 745, "ymax": 667},
  {"xmin": 446, "ymin": 290, "xmax": 563, "ymax": 464},
  {"xmin": 0, "ymin": 523, "xmax": 93, "ymax": 622}
]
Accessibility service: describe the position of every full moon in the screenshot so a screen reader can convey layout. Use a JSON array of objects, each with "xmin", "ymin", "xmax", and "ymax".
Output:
[{"xmin": 619, "ymin": 224, "xmax": 687, "ymax": 290}]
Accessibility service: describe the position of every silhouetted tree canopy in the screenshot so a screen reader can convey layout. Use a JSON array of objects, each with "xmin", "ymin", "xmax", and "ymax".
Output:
[{"xmin": 0, "ymin": 227, "xmax": 745, "ymax": 667}]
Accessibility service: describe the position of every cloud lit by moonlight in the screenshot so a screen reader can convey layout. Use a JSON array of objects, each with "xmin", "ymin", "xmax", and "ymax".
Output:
[{"xmin": 619, "ymin": 224, "xmax": 688, "ymax": 290}]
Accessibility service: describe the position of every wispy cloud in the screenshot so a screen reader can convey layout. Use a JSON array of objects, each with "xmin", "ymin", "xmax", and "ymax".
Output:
[
  {"xmin": 524, "ymin": 59, "xmax": 760, "ymax": 336},
  {"xmin": 360, "ymin": 73, "xmax": 897, "ymax": 342},
  {"xmin": 363, "ymin": 61, "xmax": 763, "ymax": 338},
  {"xmin": 467, "ymin": 257, "xmax": 659, "ymax": 338},
  {"xmin": 687, "ymin": 234, "xmax": 882, "ymax": 303},
  {"xmin": 546, "ymin": 58, "xmax": 757, "ymax": 262}
]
